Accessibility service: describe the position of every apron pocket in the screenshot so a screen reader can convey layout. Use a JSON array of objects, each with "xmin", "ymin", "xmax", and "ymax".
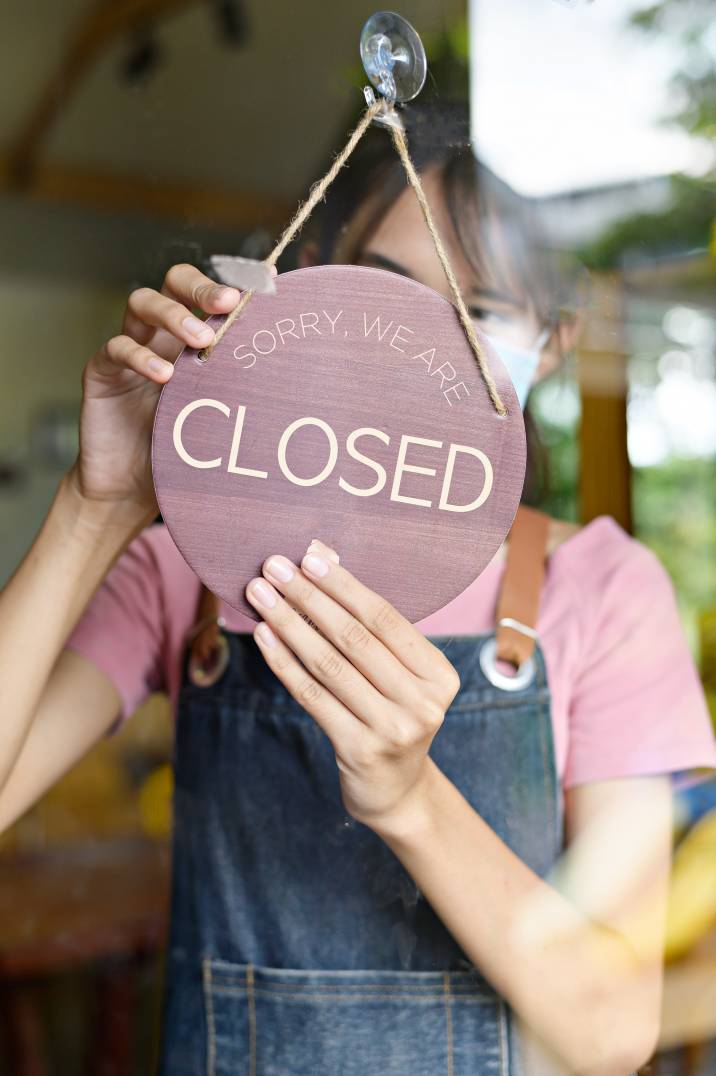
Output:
[{"xmin": 203, "ymin": 957, "xmax": 510, "ymax": 1076}]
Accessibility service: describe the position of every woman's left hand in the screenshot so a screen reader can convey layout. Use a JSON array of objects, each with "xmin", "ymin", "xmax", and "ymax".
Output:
[{"xmin": 245, "ymin": 539, "xmax": 460, "ymax": 834}]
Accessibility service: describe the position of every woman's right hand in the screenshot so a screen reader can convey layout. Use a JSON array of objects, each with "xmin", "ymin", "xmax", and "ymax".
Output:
[{"xmin": 68, "ymin": 262, "xmax": 244, "ymax": 520}]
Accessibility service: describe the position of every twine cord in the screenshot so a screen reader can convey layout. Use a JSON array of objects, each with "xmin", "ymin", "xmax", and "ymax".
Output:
[
  {"xmin": 199, "ymin": 99, "xmax": 384, "ymax": 359},
  {"xmin": 199, "ymin": 97, "xmax": 507, "ymax": 417},
  {"xmin": 388, "ymin": 123, "xmax": 507, "ymax": 416}
]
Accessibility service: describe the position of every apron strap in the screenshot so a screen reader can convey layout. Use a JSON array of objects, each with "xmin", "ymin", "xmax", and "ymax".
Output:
[
  {"xmin": 495, "ymin": 506, "xmax": 550, "ymax": 668},
  {"xmin": 189, "ymin": 582, "xmax": 222, "ymax": 651}
]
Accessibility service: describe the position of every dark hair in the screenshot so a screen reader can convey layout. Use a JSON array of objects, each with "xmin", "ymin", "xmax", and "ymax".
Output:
[{"xmin": 299, "ymin": 101, "xmax": 578, "ymax": 506}]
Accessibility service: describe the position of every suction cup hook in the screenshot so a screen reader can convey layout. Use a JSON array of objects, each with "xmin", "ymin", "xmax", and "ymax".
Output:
[{"xmin": 360, "ymin": 11, "xmax": 427, "ymax": 128}]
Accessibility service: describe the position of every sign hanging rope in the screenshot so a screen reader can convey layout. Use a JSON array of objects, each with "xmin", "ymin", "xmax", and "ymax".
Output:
[{"xmin": 198, "ymin": 96, "xmax": 508, "ymax": 418}]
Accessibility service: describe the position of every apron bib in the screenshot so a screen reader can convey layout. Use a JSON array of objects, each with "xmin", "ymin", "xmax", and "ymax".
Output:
[{"xmin": 157, "ymin": 511, "xmax": 564, "ymax": 1076}]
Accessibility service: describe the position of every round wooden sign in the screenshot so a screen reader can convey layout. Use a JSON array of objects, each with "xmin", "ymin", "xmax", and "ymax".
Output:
[{"xmin": 151, "ymin": 265, "xmax": 525, "ymax": 623}]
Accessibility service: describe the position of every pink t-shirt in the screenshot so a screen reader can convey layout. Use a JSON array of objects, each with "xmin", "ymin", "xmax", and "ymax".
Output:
[{"xmin": 66, "ymin": 516, "xmax": 716, "ymax": 790}]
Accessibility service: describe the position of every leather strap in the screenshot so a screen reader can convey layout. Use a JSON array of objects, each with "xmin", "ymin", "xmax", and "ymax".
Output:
[
  {"xmin": 495, "ymin": 506, "xmax": 550, "ymax": 668},
  {"xmin": 189, "ymin": 581, "xmax": 222, "ymax": 661}
]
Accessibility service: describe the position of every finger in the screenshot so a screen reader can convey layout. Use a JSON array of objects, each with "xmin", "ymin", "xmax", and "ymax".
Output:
[
  {"xmin": 150, "ymin": 263, "xmax": 274, "ymax": 357},
  {"xmin": 162, "ymin": 262, "xmax": 278, "ymax": 313},
  {"xmin": 92, "ymin": 334, "xmax": 175, "ymax": 384},
  {"xmin": 127, "ymin": 322, "xmax": 187, "ymax": 364},
  {"xmin": 261, "ymin": 554, "xmax": 422, "ymax": 707},
  {"xmin": 123, "ymin": 287, "xmax": 217, "ymax": 351},
  {"xmin": 252, "ymin": 619, "xmax": 365, "ymax": 748},
  {"xmin": 162, "ymin": 262, "xmax": 243, "ymax": 316},
  {"xmin": 296, "ymin": 539, "xmax": 339, "ymax": 631},
  {"xmin": 123, "ymin": 278, "xmax": 233, "ymax": 345},
  {"xmin": 306, "ymin": 538, "xmax": 339, "ymax": 563},
  {"xmin": 300, "ymin": 543, "xmax": 459, "ymax": 693},
  {"xmin": 121, "ymin": 256, "xmax": 242, "ymax": 350},
  {"xmin": 245, "ymin": 577, "xmax": 391, "ymax": 728}
]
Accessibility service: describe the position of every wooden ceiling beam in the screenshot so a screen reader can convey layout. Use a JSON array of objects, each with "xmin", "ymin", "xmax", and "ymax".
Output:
[
  {"xmin": 7, "ymin": 0, "xmax": 200, "ymax": 187},
  {"xmin": 0, "ymin": 153, "xmax": 292, "ymax": 231}
]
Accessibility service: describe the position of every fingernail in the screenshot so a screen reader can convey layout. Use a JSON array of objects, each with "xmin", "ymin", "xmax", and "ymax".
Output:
[
  {"xmin": 255, "ymin": 622, "xmax": 277, "ymax": 648},
  {"xmin": 148, "ymin": 356, "xmax": 173, "ymax": 377},
  {"xmin": 247, "ymin": 578, "xmax": 277, "ymax": 608},
  {"xmin": 302, "ymin": 553, "xmax": 330, "ymax": 578},
  {"xmin": 308, "ymin": 538, "xmax": 339, "ymax": 563},
  {"xmin": 264, "ymin": 555, "xmax": 294, "ymax": 583},
  {"xmin": 213, "ymin": 285, "xmax": 240, "ymax": 302},
  {"xmin": 183, "ymin": 315, "xmax": 214, "ymax": 341}
]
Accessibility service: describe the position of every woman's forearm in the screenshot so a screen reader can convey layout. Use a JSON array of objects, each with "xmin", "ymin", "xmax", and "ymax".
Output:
[
  {"xmin": 371, "ymin": 760, "xmax": 659, "ymax": 1075},
  {"xmin": 0, "ymin": 262, "xmax": 249, "ymax": 796},
  {"xmin": 0, "ymin": 468, "xmax": 152, "ymax": 790}
]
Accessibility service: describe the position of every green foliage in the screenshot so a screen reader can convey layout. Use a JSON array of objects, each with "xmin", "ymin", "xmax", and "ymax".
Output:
[
  {"xmin": 420, "ymin": 21, "xmax": 470, "ymax": 100},
  {"xmin": 578, "ymin": 173, "xmax": 716, "ymax": 269},
  {"xmin": 633, "ymin": 456, "xmax": 716, "ymax": 651},
  {"xmin": 529, "ymin": 374, "xmax": 581, "ymax": 521},
  {"xmin": 535, "ymin": 416, "xmax": 580, "ymax": 522},
  {"xmin": 629, "ymin": 0, "xmax": 716, "ymax": 140},
  {"xmin": 578, "ymin": 2, "xmax": 716, "ymax": 270}
]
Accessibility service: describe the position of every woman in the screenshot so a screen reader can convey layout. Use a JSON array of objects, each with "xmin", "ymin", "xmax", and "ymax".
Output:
[{"xmin": 1, "ymin": 104, "xmax": 715, "ymax": 1075}]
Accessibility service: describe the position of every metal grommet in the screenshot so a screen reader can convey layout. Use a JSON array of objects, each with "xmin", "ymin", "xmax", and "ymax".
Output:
[
  {"xmin": 479, "ymin": 636, "xmax": 536, "ymax": 693},
  {"xmin": 188, "ymin": 632, "xmax": 230, "ymax": 688}
]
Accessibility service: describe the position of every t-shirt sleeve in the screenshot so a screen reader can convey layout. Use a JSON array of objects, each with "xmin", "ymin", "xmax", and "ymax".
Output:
[
  {"xmin": 65, "ymin": 526, "xmax": 167, "ymax": 737},
  {"xmin": 564, "ymin": 531, "xmax": 716, "ymax": 789}
]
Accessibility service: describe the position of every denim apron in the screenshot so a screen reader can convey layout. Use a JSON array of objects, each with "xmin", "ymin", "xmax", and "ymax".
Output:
[{"xmin": 156, "ymin": 514, "xmax": 564, "ymax": 1076}]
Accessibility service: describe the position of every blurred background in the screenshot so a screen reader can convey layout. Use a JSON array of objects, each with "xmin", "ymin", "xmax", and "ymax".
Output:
[{"xmin": 0, "ymin": 0, "xmax": 714, "ymax": 1072}]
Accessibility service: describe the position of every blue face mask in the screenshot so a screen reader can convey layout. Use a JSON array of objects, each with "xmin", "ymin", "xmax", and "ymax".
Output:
[{"xmin": 483, "ymin": 328, "xmax": 551, "ymax": 410}]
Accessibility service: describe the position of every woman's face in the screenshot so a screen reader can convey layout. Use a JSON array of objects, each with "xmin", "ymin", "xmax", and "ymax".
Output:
[{"xmin": 351, "ymin": 167, "xmax": 563, "ymax": 382}]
